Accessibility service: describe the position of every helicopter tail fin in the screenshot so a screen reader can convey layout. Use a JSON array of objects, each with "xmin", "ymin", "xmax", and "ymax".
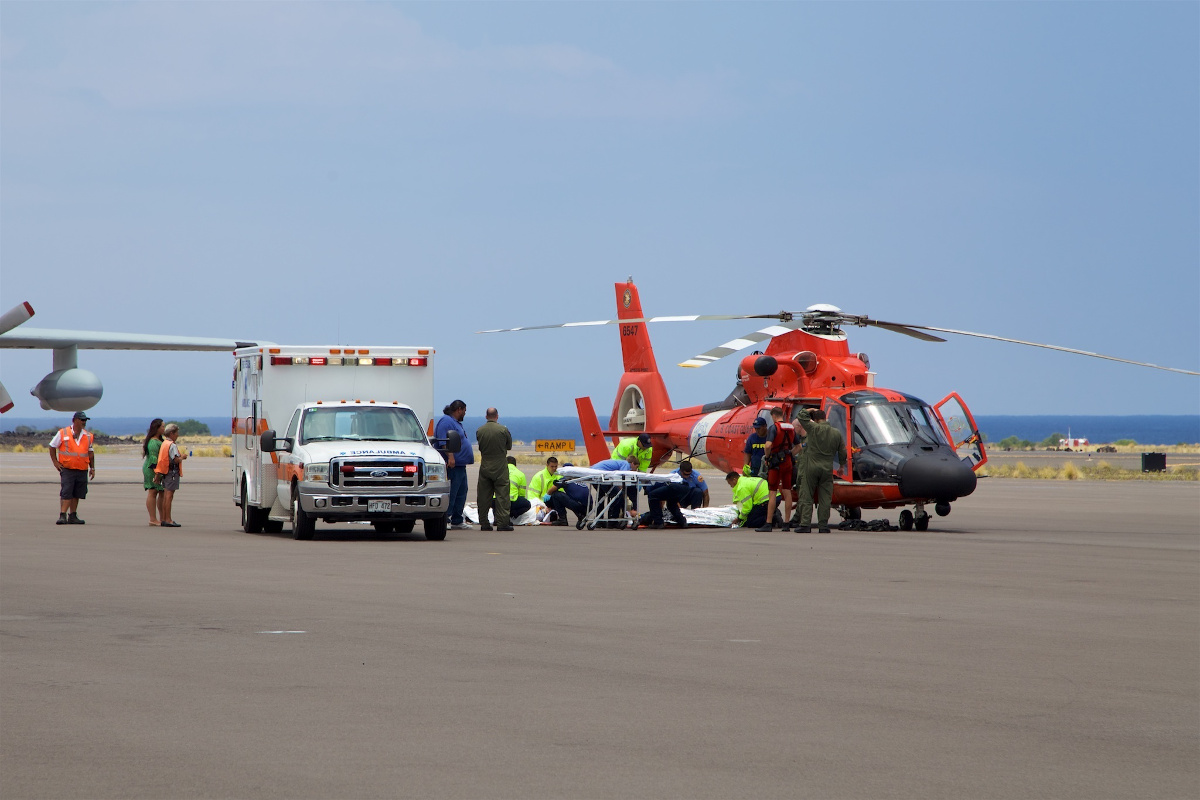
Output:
[
  {"xmin": 575, "ymin": 396, "xmax": 613, "ymax": 465},
  {"xmin": 610, "ymin": 280, "xmax": 672, "ymax": 435}
]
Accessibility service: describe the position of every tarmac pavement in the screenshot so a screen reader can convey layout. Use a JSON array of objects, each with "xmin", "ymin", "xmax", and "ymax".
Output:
[{"xmin": 1, "ymin": 454, "xmax": 1197, "ymax": 799}]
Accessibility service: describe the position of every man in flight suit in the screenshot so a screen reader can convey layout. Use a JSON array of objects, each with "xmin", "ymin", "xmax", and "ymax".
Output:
[
  {"xmin": 793, "ymin": 407, "xmax": 849, "ymax": 533},
  {"xmin": 476, "ymin": 408, "xmax": 513, "ymax": 531}
]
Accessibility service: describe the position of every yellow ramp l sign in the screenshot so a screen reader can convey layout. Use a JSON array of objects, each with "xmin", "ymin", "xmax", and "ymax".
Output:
[{"xmin": 535, "ymin": 439, "xmax": 576, "ymax": 453}]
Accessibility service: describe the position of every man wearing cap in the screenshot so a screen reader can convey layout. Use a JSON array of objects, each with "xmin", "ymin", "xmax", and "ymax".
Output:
[
  {"xmin": 743, "ymin": 417, "xmax": 771, "ymax": 477},
  {"xmin": 49, "ymin": 411, "xmax": 95, "ymax": 525},
  {"xmin": 612, "ymin": 433, "xmax": 654, "ymax": 472}
]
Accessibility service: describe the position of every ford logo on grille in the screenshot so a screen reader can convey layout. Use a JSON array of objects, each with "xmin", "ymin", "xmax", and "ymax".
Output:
[{"xmin": 370, "ymin": 469, "xmax": 389, "ymax": 478}]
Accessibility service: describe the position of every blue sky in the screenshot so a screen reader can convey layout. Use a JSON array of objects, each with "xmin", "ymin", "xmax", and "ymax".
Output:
[{"xmin": 2, "ymin": 1, "xmax": 1197, "ymax": 421}]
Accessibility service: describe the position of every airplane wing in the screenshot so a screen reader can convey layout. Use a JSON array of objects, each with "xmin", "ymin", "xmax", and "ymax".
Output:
[
  {"xmin": 0, "ymin": 300, "xmax": 266, "ymax": 413},
  {"xmin": 0, "ymin": 327, "xmax": 261, "ymax": 351}
]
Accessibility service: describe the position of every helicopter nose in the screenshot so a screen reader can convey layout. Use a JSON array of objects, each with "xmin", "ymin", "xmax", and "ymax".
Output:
[{"xmin": 898, "ymin": 452, "xmax": 977, "ymax": 501}]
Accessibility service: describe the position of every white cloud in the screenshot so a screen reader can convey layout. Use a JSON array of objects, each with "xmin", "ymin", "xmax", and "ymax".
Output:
[{"xmin": 6, "ymin": 2, "xmax": 721, "ymax": 119}]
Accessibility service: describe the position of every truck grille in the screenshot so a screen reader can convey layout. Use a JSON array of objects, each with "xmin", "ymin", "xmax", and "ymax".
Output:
[{"xmin": 329, "ymin": 457, "xmax": 424, "ymax": 490}]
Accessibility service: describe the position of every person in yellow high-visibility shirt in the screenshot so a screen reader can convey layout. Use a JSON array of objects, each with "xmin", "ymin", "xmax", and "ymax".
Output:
[
  {"xmin": 612, "ymin": 433, "xmax": 653, "ymax": 471},
  {"xmin": 506, "ymin": 456, "xmax": 531, "ymax": 522},
  {"xmin": 724, "ymin": 471, "xmax": 770, "ymax": 529}
]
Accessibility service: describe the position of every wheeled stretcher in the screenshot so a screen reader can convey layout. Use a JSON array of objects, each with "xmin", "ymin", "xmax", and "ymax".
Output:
[{"xmin": 556, "ymin": 466, "xmax": 682, "ymax": 530}]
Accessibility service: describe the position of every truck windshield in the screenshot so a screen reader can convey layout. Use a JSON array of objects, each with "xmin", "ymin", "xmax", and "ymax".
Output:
[
  {"xmin": 852, "ymin": 402, "xmax": 949, "ymax": 447},
  {"xmin": 300, "ymin": 407, "xmax": 427, "ymax": 444}
]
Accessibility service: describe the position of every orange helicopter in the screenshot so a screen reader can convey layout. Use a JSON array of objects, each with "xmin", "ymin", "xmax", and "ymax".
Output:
[{"xmin": 483, "ymin": 280, "xmax": 1197, "ymax": 531}]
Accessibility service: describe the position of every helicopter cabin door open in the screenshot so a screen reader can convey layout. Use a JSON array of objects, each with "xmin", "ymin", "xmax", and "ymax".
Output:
[
  {"xmin": 821, "ymin": 396, "xmax": 853, "ymax": 481},
  {"xmin": 934, "ymin": 392, "xmax": 988, "ymax": 470}
]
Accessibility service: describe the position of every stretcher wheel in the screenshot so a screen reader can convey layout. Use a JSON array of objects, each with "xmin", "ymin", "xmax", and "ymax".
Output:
[
  {"xmin": 576, "ymin": 518, "xmax": 586, "ymax": 530},
  {"xmin": 586, "ymin": 521, "xmax": 597, "ymax": 530}
]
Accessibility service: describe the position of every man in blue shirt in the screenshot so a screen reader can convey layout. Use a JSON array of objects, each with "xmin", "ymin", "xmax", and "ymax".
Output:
[
  {"xmin": 547, "ymin": 464, "xmax": 591, "ymax": 527},
  {"xmin": 743, "ymin": 417, "xmax": 771, "ymax": 477},
  {"xmin": 434, "ymin": 399, "xmax": 473, "ymax": 529}
]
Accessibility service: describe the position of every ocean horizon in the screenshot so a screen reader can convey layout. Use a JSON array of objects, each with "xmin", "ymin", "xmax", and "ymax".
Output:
[{"xmin": 5, "ymin": 414, "xmax": 1198, "ymax": 445}]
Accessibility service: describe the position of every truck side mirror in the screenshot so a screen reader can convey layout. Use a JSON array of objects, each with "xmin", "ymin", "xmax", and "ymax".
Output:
[
  {"xmin": 445, "ymin": 430, "xmax": 461, "ymax": 454},
  {"xmin": 260, "ymin": 430, "xmax": 293, "ymax": 453}
]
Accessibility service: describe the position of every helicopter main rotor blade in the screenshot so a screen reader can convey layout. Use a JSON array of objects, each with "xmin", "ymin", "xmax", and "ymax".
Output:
[
  {"xmin": 476, "ymin": 313, "xmax": 783, "ymax": 335},
  {"xmin": 859, "ymin": 319, "xmax": 946, "ymax": 342},
  {"xmin": 678, "ymin": 322, "xmax": 806, "ymax": 368},
  {"xmin": 0, "ymin": 301, "xmax": 34, "ymax": 336},
  {"xmin": 887, "ymin": 323, "xmax": 1200, "ymax": 376}
]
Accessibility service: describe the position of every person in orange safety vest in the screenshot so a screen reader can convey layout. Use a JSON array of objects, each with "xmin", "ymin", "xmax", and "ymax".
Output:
[{"xmin": 49, "ymin": 410, "xmax": 95, "ymax": 525}]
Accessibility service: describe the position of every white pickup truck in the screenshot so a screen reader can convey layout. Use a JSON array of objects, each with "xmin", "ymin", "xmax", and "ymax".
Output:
[{"xmin": 232, "ymin": 345, "xmax": 460, "ymax": 540}]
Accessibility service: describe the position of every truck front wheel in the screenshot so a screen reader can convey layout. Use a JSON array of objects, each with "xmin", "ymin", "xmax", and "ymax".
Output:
[
  {"xmin": 424, "ymin": 516, "xmax": 447, "ymax": 541},
  {"xmin": 291, "ymin": 485, "xmax": 315, "ymax": 540}
]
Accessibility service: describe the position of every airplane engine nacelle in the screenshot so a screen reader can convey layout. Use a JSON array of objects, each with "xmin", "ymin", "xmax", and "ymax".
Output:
[
  {"xmin": 740, "ymin": 354, "xmax": 778, "ymax": 377},
  {"xmin": 31, "ymin": 368, "xmax": 103, "ymax": 412}
]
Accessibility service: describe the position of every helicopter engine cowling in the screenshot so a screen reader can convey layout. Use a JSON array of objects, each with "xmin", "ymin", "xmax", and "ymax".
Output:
[
  {"xmin": 740, "ymin": 354, "xmax": 778, "ymax": 377},
  {"xmin": 30, "ymin": 368, "xmax": 103, "ymax": 412}
]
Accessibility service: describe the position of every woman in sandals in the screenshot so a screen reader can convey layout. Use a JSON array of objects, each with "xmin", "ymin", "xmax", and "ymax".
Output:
[
  {"xmin": 154, "ymin": 423, "xmax": 188, "ymax": 527},
  {"xmin": 141, "ymin": 418, "xmax": 165, "ymax": 526}
]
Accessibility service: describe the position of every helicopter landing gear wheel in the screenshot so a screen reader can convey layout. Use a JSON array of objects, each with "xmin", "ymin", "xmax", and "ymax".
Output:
[
  {"xmin": 841, "ymin": 506, "xmax": 861, "ymax": 521},
  {"xmin": 898, "ymin": 510, "xmax": 914, "ymax": 531},
  {"xmin": 915, "ymin": 514, "xmax": 930, "ymax": 531}
]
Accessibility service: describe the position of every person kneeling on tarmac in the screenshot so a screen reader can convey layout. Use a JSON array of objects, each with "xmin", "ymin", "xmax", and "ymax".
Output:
[
  {"xmin": 725, "ymin": 471, "xmax": 770, "ymax": 529},
  {"xmin": 640, "ymin": 461, "xmax": 703, "ymax": 529},
  {"xmin": 506, "ymin": 456, "xmax": 531, "ymax": 522},
  {"xmin": 546, "ymin": 463, "xmax": 591, "ymax": 527}
]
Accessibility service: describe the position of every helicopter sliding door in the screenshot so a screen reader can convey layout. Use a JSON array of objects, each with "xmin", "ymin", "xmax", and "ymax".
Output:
[
  {"xmin": 821, "ymin": 397, "xmax": 853, "ymax": 480},
  {"xmin": 933, "ymin": 392, "xmax": 988, "ymax": 470}
]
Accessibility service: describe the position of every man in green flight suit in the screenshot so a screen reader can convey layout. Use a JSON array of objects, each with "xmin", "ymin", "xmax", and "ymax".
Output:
[
  {"xmin": 476, "ymin": 408, "xmax": 513, "ymax": 531},
  {"xmin": 724, "ymin": 471, "xmax": 770, "ymax": 529},
  {"xmin": 612, "ymin": 433, "xmax": 654, "ymax": 472},
  {"xmin": 793, "ymin": 407, "xmax": 849, "ymax": 533}
]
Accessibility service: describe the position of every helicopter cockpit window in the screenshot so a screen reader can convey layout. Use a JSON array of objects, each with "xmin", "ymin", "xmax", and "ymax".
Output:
[{"xmin": 852, "ymin": 402, "xmax": 948, "ymax": 447}]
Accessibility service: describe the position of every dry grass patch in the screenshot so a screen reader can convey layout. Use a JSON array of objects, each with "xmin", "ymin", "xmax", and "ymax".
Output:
[{"xmin": 980, "ymin": 460, "xmax": 1198, "ymax": 481}]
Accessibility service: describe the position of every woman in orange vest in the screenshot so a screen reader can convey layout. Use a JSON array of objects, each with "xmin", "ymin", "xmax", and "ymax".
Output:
[
  {"xmin": 154, "ymin": 423, "xmax": 188, "ymax": 527},
  {"xmin": 49, "ymin": 411, "xmax": 95, "ymax": 525}
]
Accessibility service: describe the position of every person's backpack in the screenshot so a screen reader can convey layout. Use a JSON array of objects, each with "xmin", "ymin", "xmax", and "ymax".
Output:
[{"xmin": 765, "ymin": 424, "xmax": 795, "ymax": 469}]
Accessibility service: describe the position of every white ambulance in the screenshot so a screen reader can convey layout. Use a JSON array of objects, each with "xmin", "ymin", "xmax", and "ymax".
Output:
[{"xmin": 232, "ymin": 344, "xmax": 460, "ymax": 540}]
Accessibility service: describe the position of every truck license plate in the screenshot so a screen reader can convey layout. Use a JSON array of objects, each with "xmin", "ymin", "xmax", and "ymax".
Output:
[{"xmin": 368, "ymin": 500, "xmax": 392, "ymax": 513}]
